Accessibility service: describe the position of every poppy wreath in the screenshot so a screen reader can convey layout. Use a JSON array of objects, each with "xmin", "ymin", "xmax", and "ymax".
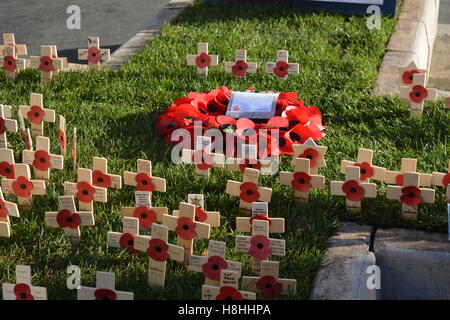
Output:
[{"xmin": 157, "ymin": 87, "xmax": 325, "ymax": 156}]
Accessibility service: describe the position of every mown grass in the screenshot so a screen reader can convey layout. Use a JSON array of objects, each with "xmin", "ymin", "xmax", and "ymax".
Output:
[{"xmin": 0, "ymin": 1, "xmax": 448, "ymax": 300}]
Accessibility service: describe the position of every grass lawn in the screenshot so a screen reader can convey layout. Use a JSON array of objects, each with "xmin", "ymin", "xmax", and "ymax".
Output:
[{"xmin": 0, "ymin": 0, "xmax": 448, "ymax": 300}]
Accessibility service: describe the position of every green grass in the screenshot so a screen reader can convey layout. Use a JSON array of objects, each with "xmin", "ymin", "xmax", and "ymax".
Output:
[{"xmin": 0, "ymin": 1, "xmax": 448, "ymax": 300}]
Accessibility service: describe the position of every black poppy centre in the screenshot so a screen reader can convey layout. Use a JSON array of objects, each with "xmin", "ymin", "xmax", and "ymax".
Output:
[
  {"xmin": 350, "ymin": 187, "xmax": 357, "ymax": 193},
  {"xmin": 257, "ymin": 243, "xmax": 264, "ymax": 249}
]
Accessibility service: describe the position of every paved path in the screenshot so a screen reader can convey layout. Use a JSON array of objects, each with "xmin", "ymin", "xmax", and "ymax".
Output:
[{"xmin": 0, "ymin": 0, "xmax": 172, "ymax": 63}]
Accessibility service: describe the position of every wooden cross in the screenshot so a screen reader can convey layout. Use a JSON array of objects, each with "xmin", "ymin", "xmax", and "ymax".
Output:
[
  {"xmin": 0, "ymin": 186, "xmax": 19, "ymax": 238},
  {"xmin": 236, "ymin": 202, "xmax": 284, "ymax": 234},
  {"xmin": 0, "ymin": 105, "xmax": 17, "ymax": 149},
  {"xmin": 107, "ymin": 217, "xmax": 144, "ymax": 255},
  {"xmin": 235, "ymin": 219, "xmax": 285, "ymax": 274},
  {"xmin": 385, "ymin": 158, "xmax": 432, "ymax": 186},
  {"xmin": 58, "ymin": 115, "xmax": 67, "ymax": 155},
  {"xmin": 22, "ymin": 136, "xmax": 63, "ymax": 180},
  {"xmin": 134, "ymin": 223, "xmax": 185, "ymax": 287},
  {"xmin": 387, "ymin": 172, "xmax": 435, "ymax": 219},
  {"xmin": 181, "ymin": 136, "xmax": 225, "ymax": 177},
  {"xmin": 432, "ymin": 161, "xmax": 450, "ymax": 202},
  {"xmin": 162, "ymin": 202, "xmax": 211, "ymax": 263},
  {"xmin": 188, "ymin": 240, "xmax": 242, "ymax": 287},
  {"xmin": 1, "ymin": 163, "xmax": 46, "ymax": 208},
  {"xmin": 72, "ymin": 127, "xmax": 77, "ymax": 165},
  {"xmin": 19, "ymin": 93, "xmax": 56, "ymax": 138},
  {"xmin": 226, "ymin": 144, "xmax": 273, "ymax": 175},
  {"xmin": 123, "ymin": 159, "xmax": 166, "ymax": 195},
  {"xmin": 64, "ymin": 168, "xmax": 107, "ymax": 211},
  {"xmin": 18, "ymin": 111, "xmax": 33, "ymax": 151},
  {"xmin": 292, "ymin": 138, "xmax": 327, "ymax": 175},
  {"xmin": 202, "ymin": 270, "xmax": 256, "ymax": 300},
  {"xmin": 340, "ymin": 148, "xmax": 386, "ymax": 182},
  {"xmin": 92, "ymin": 157, "xmax": 122, "ymax": 189},
  {"xmin": 330, "ymin": 166, "xmax": 377, "ymax": 212},
  {"xmin": 265, "ymin": 50, "xmax": 299, "ymax": 80},
  {"xmin": 224, "ymin": 49, "xmax": 257, "ymax": 78},
  {"xmin": 186, "ymin": 42, "xmax": 218, "ymax": 78},
  {"xmin": 30, "ymin": 45, "xmax": 65, "ymax": 83},
  {"xmin": 397, "ymin": 60, "xmax": 426, "ymax": 86},
  {"xmin": 0, "ymin": 148, "xmax": 15, "ymax": 179},
  {"xmin": 1, "ymin": 45, "xmax": 28, "ymax": 81},
  {"xmin": 2, "ymin": 265, "xmax": 47, "ymax": 300},
  {"xmin": 120, "ymin": 191, "xmax": 167, "ymax": 229},
  {"xmin": 78, "ymin": 37, "xmax": 110, "ymax": 70},
  {"xmin": 0, "ymin": 34, "xmax": 27, "ymax": 57},
  {"xmin": 225, "ymin": 167, "xmax": 273, "ymax": 213},
  {"xmin": 77, "ymin": 271, "xmax": 134, "ymax": 300},
  {"xmin": 280, "ymin": 157, "xmax": 325, "ymax": 204},
  {"xmin": 172, "ymin": 194, "xmax": 220, "ymax": 227},
  {"xmin": 399, "ymin": 73, "xmax": 437, "ymax": 117},
  {"xmin": 45, "ymin": 196, "xmax": 94, "ymax": 244}
]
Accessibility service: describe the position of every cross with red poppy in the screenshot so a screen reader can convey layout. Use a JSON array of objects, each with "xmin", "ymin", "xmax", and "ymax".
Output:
[
  {"xmin": 385, "ymin": 158, "xmax": 432, "ymax": 187},
  {"xmin": 107, "ymin": 217, "xmax": 145, "ymax": 255},
  {"xmin": 134, "ymin": 222, "xmax": 185, "ymax": 287},
  {"xmin": 387, "ymin": 171, "xmax": 435, "ymax": 219},
  {"xmin": 45, "ymin": 196, "xmax": 94, "ymax": 244},
  {"xmin": 340, "ymin": 148, "xmax": 386, "ymax": 183},
  {"xmin": 226, "ymin": 143, "xmax": 273, "ymax": 175},
  {"xmin": 181, "ymin": 146, "xmax": 225, "ymax": 177},
  {"xmin": 265, "ymin": 50, "xmax": 299, "ymax": 80},
  {"xmin": 18, "ymin": 111, "xmax": 33, "ymax": 151},
  {"xmin": 172, "ymin": 194, "xmax": 220, "ymax": 227},
  {"xmin": 236, "ymin": 202, "xmax": 284, "ymax": 234},
  {"xmin": 225, "ymin": 167, "xmax": 273, "ymax": 213},
  {"xmin": 432, "ymin": 160, "xmax": 450, "ymax": 202},
  {"xmin": 242, "ymin": 261, "xmax": 297, "ymax": 299},
  {"xmin": 399, "ymin": 73, "xmax": 438, "ymax": 117},
  {"xmin": 224, "ymin": 49, "xmax": 257, "ymax": 79},
  {"xmin": 0, "ymin": 148, "xmax": 15, "ymax": 180},
  {"xmin": 0, "ymin": 34, "xmax": 27, "ymax": 57},
  {"xmin": 280, "ymin": 157, "xmax": 325, "ymax": 204},
  {"xmin": 0, "ymin": 186, "xmax": 20, "ymax": 238},
  {"xmin": 186, "ymin": 42, "xmax": 219, "ymax": 78},
  {"xmin": 58, "ymin": 115, "xmax": 66, "ymax": 155},
  {"xmin": 123, "ymin": 159, "xmax": 166, "ymax": 195},
  {"xmin": 2, "ymin": 265, "xmax": 47, "ymax": 300},
  {"xmin": 19, "ymin": 93, "xmax": 56, "ymax": 138},
  {"xmin": 64, "ymin": 168, "xmax": 108, "ymax": 211},
  {"xmin": 22, "ymin": 136, "xmax": 63, "ymax": 180},
  {"xmin": 77, "ymin": 271, "xmax": 134, "ymax": 300},
  {"xmin": 30, "ymin": 45, "xmax": 65, "ymax": 83},
  {"xmin": 78, "ymin": 37, "xmax": 110, "ymax": 70},
  {"xmin": 1, "ymin": 45, "xmax": 29, "ymax": 81},
  {"xmin": 1, "ymin": 163, "xmax": 46, "ymax": 208},
  {"xmin": 120, "ymin": 191, "xmax": 167, "ymax": 229},
  {"xmin": 92, "ymin": 156, "xmax": 122, "ymax": 189},
  {"xmin": 330, "ymin": 166, "xmax": 377, "ymax": 212},
  {"xmin": 0, "ymin": 104, "xmax": 18, "ymax": 149},
  {"xmin": 202, "ymin": 270, "xmax": 256, "ymax": 300},
  {"xmin": 292, "ymin": 140, "xmax": 328, "ymax": 175},
  {"xmin": 397, "ymin": 60, "xmax": 426, "ymax": 87}
]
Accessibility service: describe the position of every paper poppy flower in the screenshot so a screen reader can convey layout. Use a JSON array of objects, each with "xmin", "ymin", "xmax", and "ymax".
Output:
[
  {"xmin": 13, "ymin": 283, "xmax": 34, "ymax": 300},
  {"xmin": 92, "ymin": 170, "xmax": 111, "ymax": 188},
  {"xmin": 32, "ymin": 150, "xmax": 51, "ymax": 171},
  {"xmin": 231, "ymin": 60, "xmax": 248, "ymax": 77},
  {"xmin": 76, "ymin": 181, "xmax": 95, "ymax": 203},
  {"xmin": 395, "ymin": 174, "xmax": 404, "ymax": 186},
  {"xmin": 409, "ymin": 85, "xmax": 428, "ymax": 103},
  {"xmin": 87, "ymin": 47, "xmax": 101, "ymax": 64},
  {"xmin": 175, "ymin": 216, "xmax": 197, "ymax": 240},
  {"xmin": 298, "ymin": 148, "xmax": 320, "ymax": 168},
  {"xmin": 277, "ymin": 92, "xmax": 299, "ymax": 109},
  {"xmin": 58, "ymin": 129, "xmax": 66, "ymax": 150},
  {"xmin": 3, "ymin": 55, "xmax": 16, "ymax": 72},
  {"xmin": 147, "ymin": 238, "xmax": 169, "ymax": 261},
  {"xmin": 133, "ymin": 205, "xmax": 157, "ymax": 228},
  {"xmin": 273, "ymin": 61, "xmax": 289, "ymax": 78},
  {"xmin": 354, "ymin": 162, "xmax": 374, "ymax": 181},
  {"xmin": 202, "ymin": 255, "xmax": 228, "ymax": 281},
  {"xmin": 400, "ymin": 186, "xmax": 422, "ymax": 206},
  {"xmin": 195, "ymin": 207, "xmax": 208, "ymax": 222},
  {"xmin": 238, "ymin": 159, "xmax": 261, "ymax": 173},
  {"xmin": 12, "ymin": 176, "xmax": 33, "ymax": 198},
  {"xmin": 249, "ymin": 235, "xmax": 271, "ymax": 260},
  {"xmin": 239, "ymin": 182, "xmax": 260, "ymax": 203},
  {"xmin": 342, "ymin": 180, "xmax": 365, "ymax": 202},
  {"xmin": 0, "ymin": 118, "xmax": 7, "ymax": 135},
  {"xmin": 195, "ymin": 53, "xmax": 211, "ymax": 69},
  {"xmin": 235, "ymin": 118, "xmax": 257, "ymax": 142},
  {"xmin": 276, "ymin": 133, "xmax": 295, "ymax": 155},
  {"xmin": 0, "ymin": 161, "xmax": 14, "ymax": 179},
  {"xmin": 39, "ymin": 56, "xmax": 55, "ymax": 72},
  {"xmin": 443, "ymin": 173, "xmax": 450, "ymax": 187},
  {"xmin": 192, "ymin": 150, "xmax": 213, "ymax": 171},
  {"xmin": 119, "ymin": 233, "xmax": 139, "ymax": 254},
  {"xmin": 56, "ymin": 209, "xmax": 81, "ymax": 229},
  {"xmin": 27, "ymin": 106, "xmax": 45, "ymax": 125},
  {"xmin": 94, "ymin": 289, "xmax": 117, "ymax": 300},
  {"xmin": 256, "ymin": 275, "xmax": 283, "ymax": 299},
  {"xmin": 0, "ymin": 199, "xmax": 8, "ymax": 218},
  {"xmin": 402, "ymin": 70, "xmax": 419, "ymax": 85},
  {"xmin": 216, "ymin": 286, "xmax": 243, "ymax": 300},
  {"xmin": 135, "ymin": 173, "xmax": 155, "ymax": 192},
  {"xmin": 291, "ymin": 171, "xmax": 311, "ymax": 192}
]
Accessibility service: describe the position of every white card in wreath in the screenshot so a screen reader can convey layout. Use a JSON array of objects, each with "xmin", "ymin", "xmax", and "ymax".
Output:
[{"xmin": 226, "ymin": 91, "xmax": 278, "ymax": 119}]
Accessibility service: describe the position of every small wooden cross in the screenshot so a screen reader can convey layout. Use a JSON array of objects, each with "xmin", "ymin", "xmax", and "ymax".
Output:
[
  {"xmin": 77, "ymin": 271, "xmax": 134, "ymax": 300},
  {"xmin": 123, "ymin": 159, "xmax": 166, "ymax": 194},
  {"xmin": 45, "ymin": 196, "xmax": 94, "ymax": 244},
  {"xmin": 134, "ymin": 223, "xmax": 185, "ymax": 287},
  {"xmin": 242, "ymin": 260, "xmax": 297, "ymax": 299},
  {"xmin": 226, "ymin": 144, "xmax": 273, "ymax": 175},
  {"xmin": 162, "ymin": 202, "xmax": 211, "ymax": 263},
  {"xmin": 172, "ymin": 194, "xmax": 220, "ymax": 227},
  {"xmin": 340, "ymin": 148, "xmax": 386, "ymax": 182},
  {"xmin": 107, "ymin": 217, "xmax": 144, "ymax": 255},
  {"xmin": 292, "ymin": 138, "xmax": 328, "ymax": 175},
  {"xmin": 224, "ymin": 49, "xmax": 257, "ymax": 78},
  {"xmin": 265, "ymin": 50, "xmax": 299, "ymax": 80},
  {"xmin": 330, "ymin": 166, "xmax": 377, "ymax": 212},
  {"xmin": 0, "ymin": 186, "xmax": 20, "ymax": 238},
  {"xmin": 22, "ymin": 136, "xmax": 63, "ymax": 180},
  {"xmin": 1, "ymin": 163, "xmax": 46, "ymax": 208},
  {"xmin": 385, "ymin": 158, "xmax": 432, "ymax": 186},
  {"xmin": 18, "ymin": 111, "xmax": 33, "ymax": 151},
  {"xmin": 387, "ymin": 171, "xmax": 435, "ymax": 219},
  {"xmin": 72, "ymin": 127, "xmax": 77, "ymax": 165},
  {"xmin": 202, "ymin": 270, "xmax": 256, "ymax": 300},
  {"xmin": 120, "ymin": 191, "xmax": 167, "ymax": 229},
  {"xmin": 64, "ymin": 168, "xmax": 108, "ymax": 211},
  {"xmin": 186, "ymin": 42, "xmax": 219, "ymax": 78},
  {"xmin": 2, "ymin": 265, "xmax": 47, "ymax": 300},
  {"xmin": 236, "ymin": 202, "xmax": 284, "ymax": 234},
  {"xmin": 19, "ymin": 93, "xmax": 56, "ymax": 138},
  {"xmin": 280, "ymin": 157, "xmax": 325, "ymax": 204},
  {"xmin": 225, "ymin": 167, "xmax": 273, "ymax": 213},
  {"xmin": 0, "ymin": 105, "xmax": 17, "ymax": 149},
  {"xmin": 0, "ymin": 34, "xmax": 27, "ymax": 57},
  {"xmin": 399, "ymin": 73, "xmax": 438, "ymax": 117},
  {"xmin": 30, "ymin": 45, "xmax": 65, "ymax": 83},
  {"xmin": 78, "ymin": 37, "xmax": 110, "ymax": 70},
  {"xmin": 397, "ymin": 60, "xmax": 426, "ymax": 86},
  {"xmin": 0, "ymin": 148, "xmax": 15, "ymax": 179},
  {"xmin": 1, "ymin": 45, "xmax": 28, "ymax": 81},
  {"xmin": 92, "ymin": 156, "xmax": 122, "ymax": 189},
  {"xmin": 432, "ymin": 161, "xmax": 450, "ymax": 202},
  {"xmin": 58, "ymin": 115, "xmax": 66, "ymax": 155},
  {"xmin": 181, "ymin": 136, "xmax": 225, "ymax": 177},
  {"xmin": 188, "ymin": 240, "xmax": 242, "ymax": 286}
]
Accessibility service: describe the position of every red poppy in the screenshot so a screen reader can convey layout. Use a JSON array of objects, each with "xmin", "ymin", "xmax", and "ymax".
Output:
[
  {"xmin": 147, "ymin": 238, "xmax": 169, "ymax": 262},
  {"xmin": 342, "ymin": 180, "xmax": 365, "ymax": 202},
  {"xmin": 402, "ymin": 70, "xmax": 419, "ymax": 85},
  {"xmin": 239, "ymin": 182, "xmax": 260, "ymax": 203},
  {"xmin": 0, "ymin": 199, "xmax": 8, "ymax": 218},
  {"xmin": 76, "ymin": 181, "xmax": 95, "ymax": 203},
  {"xmin": 175, "ymin": 216, "xmax": 197, "ymax": 240},
  {"xmin": 0, "ymin": 161, "xmax": 14, "ymax": 178},
  {"xmin": 443, "ymin": 173, "xmax": 450, "ymax": 187},
  {"xmin": 195, "ymin": 207, "xmax": 208, "ymax": 222},
  {"xmin": 232, "ymin": 60, "xmax": 248, "ymax": 77},
  {"xmin": 202, "ymin": 255, "xmax": 228, "ymax": 281},
  {"xmin": 56, "ymin": 209, "xmax": 81, "ymax": 229},
  {"xmin": 287, "ymin": 124, "xmax": 317, "ymax": 145},
  {"xmin": 354, "ymin": 162, "xmax": 374, "ymax": 181},
  {"xmin": 135, "ymin": 173, "xmax": 155, "ymax": 192},
  {"xmin": 39, "ymin": 56, "xmax": 55, "ymax": 72},
  {"xmin": 235, "ymin": 118, "xmax": 258, "ymax": 142},
  {"xmin": 238, "ymin": 159, "xmax": 261, "ymax": 173},
  {"xmin": 291, "ymin": 171, "xmax": 311, "ymax": 192},
  {"xmin": 249, "ymin": 235, "xmax": 271, "ymax": 260},
  {"xmin": 256, "ymin": 275, "xmax": 283, "ymax": 299},
  {"xmin": 276, "ymin": 132, "xmax": 295, "ymax": 155},
  {"xmin": 94, "ymin": 289, "xmax": 117, "ymax": 300},
  {"xmin": 409, "ymin": 85, "xmax": 428, "ymax": 103},
  {"xmin": 273, "ymin": 61, "xmax": 289, "ymax": 78},
  {"xmin": 216, "ymin": 286, "xmax": 243, "ymax": 300},
  {"xmin": 298, "ymin": 148, "xmax": 320, "ymax": 168},
  {"xmin": 87, "ymin": 47, "xmax": 101, "ymax": 64},
  {"xmin": 92, "ymin": 170, "xmax": 111, "ymax": 188},
  {"xmin": 58, "ymin": 129, "xmax": 66, "ymax": 150},
  {"xmin": 133, "ymin": 205, "xmax": 157, "ymax": 228},
  {"xmin": 3, "ymin": 55, "xmax": 16, "ymax": 72},
  {"xmin": 400, "ymin": 186, "xmax": 422, "ymax": 206},
  {"xmin": 277, "ymin": 92, "xmax": 299, "ymax": 109},
  {"xmin": 0, "ymin": 118, "xmax": 7, "ymax": 134},
  {"xmin": 395, "ymin": 174, "xmax": 404, "ymax": 186},
  {"xmin": 32, "ymin": 150, "xmax": 51, "ymax": 171},
  {"xmin": 27, "ymin": 106, "xmax": 45, "ymax": 125},
  {"xmin": 12, "ymin": 176, "xmax": 33, "ymax": 198},
  {"xmin": 119, "ymin": 233, "xmax": 139, "ymax": 254},
  {"xmin": 13, "ymin": 283, "xmax": 34, "ymax": 300},
  {"xmin": 195, "ymin": 53, "xmax": 211, "ymax": 69},
  {"xmin": 192, "ymin": 150, "xmax": 213, "ymax": 171}
]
